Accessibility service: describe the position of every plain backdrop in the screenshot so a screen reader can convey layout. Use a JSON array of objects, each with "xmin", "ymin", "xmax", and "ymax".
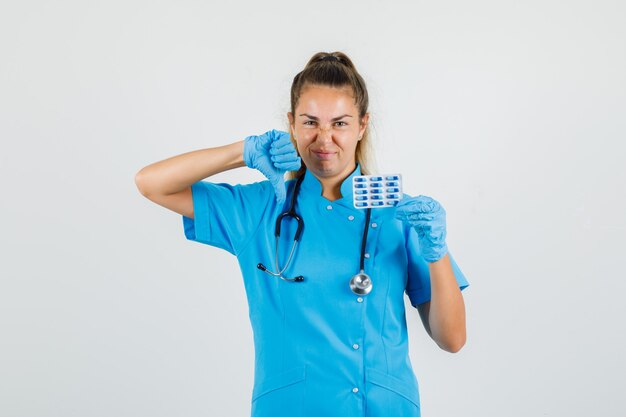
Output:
[{"xmin": 1, "ymin": 1, "xmax": 625, "ymax": 416}]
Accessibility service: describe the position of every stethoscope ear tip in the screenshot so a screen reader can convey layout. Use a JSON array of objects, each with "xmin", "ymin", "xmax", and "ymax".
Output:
[{"xmin": 295, "ymin": 276, "xmax": 304, "ymax": 282}]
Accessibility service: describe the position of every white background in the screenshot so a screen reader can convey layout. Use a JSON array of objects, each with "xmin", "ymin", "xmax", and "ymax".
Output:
[{"xmin": 1, "ymin": 1, "xmax": 625, "ymax": 416}]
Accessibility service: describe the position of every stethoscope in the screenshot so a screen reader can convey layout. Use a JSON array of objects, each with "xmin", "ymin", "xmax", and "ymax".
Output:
[{"xmin": 257, "ymin": 170, "xmax": 374, "ymax": 295}]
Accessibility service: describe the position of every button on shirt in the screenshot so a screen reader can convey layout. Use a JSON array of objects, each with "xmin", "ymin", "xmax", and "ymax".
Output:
[{"xmin": 182, "ymin": 163, "xmax": 470, "ymax": 417}]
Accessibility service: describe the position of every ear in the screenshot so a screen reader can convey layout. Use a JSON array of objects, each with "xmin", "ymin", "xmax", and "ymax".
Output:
[
  {"xmin": 359, "ymin": 112, "xmax": 370, "ymax": 139},
  {"xmin": 287, "ymin": 112, "xmax": 294, "ymax": 131}
]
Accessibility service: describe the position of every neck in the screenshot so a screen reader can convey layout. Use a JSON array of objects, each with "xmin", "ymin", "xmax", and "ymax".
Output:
[
  {"xmin": 316, "ymin": 162, "xmax": 357, "ymax": 201},
  {"xmin": 321, "ymin": 179, "xmax": 343, "ymax": 201}
]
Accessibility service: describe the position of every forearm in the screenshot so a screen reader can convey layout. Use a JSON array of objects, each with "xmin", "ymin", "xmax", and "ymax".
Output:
[
  {"xmin": 135, "ymin": 140, "xmax": 245, "ymax": 196},
  {"xmin": 427, "ymin": 253, "xmax": 467, "ymax": 352}
]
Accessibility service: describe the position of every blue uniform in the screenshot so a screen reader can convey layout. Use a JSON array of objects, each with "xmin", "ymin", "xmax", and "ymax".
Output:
[{"xmin": 182, "ymin": 163, "xmax": 469, "ymax": 417}]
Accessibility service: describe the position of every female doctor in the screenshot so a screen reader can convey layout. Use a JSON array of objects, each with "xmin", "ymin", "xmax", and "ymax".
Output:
[{"xmin": 135, "ymin": 51, "xmax": 469, "ymax": 417}]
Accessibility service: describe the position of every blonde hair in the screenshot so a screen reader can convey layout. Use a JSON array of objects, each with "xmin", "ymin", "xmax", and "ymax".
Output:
[{"xmin": 286, "ymin": 51, "xmax": 376, "ymax": 180}]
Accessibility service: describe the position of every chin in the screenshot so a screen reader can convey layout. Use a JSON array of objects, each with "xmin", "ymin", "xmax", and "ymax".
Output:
[{"xmin": 309, "ymin": 162, "xmax": 337, "ymax": 176}]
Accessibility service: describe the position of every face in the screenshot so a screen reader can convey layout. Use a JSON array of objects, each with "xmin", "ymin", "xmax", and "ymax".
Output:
[{"xmin": 288, "ymin": 84, "xmax": 369, "ymax": 181}]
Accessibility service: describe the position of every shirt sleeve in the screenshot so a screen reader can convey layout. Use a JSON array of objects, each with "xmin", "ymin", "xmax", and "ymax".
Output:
[
  {"xmin": 181, "ymin": 180, "xmax": 272, "ymax": 256},
  {"xmin": 405, "ymin": 226, "xmax": 470, "ymax": 307}
]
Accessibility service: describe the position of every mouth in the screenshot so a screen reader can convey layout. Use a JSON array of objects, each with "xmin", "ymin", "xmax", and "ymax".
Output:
[{"xmin": 312, "ymin": 150, "xmax": 336, "ymax": 160}]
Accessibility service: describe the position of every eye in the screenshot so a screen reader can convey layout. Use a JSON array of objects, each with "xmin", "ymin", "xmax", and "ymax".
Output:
[
  {"xmin": 335, "ymin": 121, "xmax": 347, "ymax": 126},
  {"xmin": 304, "ymin": 120, "xmax": 316, "ymax": 125}
]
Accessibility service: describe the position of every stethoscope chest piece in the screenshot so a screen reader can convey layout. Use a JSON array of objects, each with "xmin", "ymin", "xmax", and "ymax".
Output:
[{"xmin": 350, "ymin": 269, "xmax": 373, "ymax": 295}]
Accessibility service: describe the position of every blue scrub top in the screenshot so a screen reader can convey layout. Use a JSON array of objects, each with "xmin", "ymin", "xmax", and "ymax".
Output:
[{"xmin": 182, "ymin": 163, "xmax": 469, "ymax": 417}]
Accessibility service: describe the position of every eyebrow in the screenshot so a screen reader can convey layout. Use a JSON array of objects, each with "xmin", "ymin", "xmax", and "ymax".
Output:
[{"xmin": 299, "ymin": 113, "xmax": 353, "ymax": 121}]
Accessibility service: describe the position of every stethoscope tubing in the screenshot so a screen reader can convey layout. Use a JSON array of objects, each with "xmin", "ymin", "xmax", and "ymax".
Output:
[
  {"xmin": 257, "ymin": 170, "xmax": 372, "ymax": 293},
  {"xmin": 257, "ymin": 174, "xmax": 306, "ymax": 282}
]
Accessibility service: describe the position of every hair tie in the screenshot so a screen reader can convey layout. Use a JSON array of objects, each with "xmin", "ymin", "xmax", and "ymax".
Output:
[{"xmin": 321, "ymin": 55, "xmax": 340, "ymax": 62}]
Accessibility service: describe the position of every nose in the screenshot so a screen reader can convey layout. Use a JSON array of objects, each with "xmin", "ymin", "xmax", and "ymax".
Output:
[{"xmin": 316, "ymin": 125, "xmax": 333, "ymax": 143}]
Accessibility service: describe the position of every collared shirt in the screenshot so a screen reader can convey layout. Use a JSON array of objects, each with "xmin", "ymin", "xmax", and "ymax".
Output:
[{"xmin": 182, "ymin": 163, "xmax": 469, "ymax": 417}]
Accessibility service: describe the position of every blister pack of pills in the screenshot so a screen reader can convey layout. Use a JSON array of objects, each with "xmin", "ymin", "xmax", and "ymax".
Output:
[{"xmin": 352, "ymin": 174, "xmax": 403, "ymax": 209}]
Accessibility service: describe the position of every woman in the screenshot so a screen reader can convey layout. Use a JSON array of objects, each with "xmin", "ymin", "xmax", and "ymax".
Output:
[{"xmin": 135, "ymin": 51, "xmax": 470, "ymax": 417}]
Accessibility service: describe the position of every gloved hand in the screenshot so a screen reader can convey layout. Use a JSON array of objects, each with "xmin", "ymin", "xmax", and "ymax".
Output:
[
  {"xmin": 394, "ymin": 195, "xmax": 449, "ymax": 263},
  {"xmin": 243, "ymin": 129, "xmax": 302, "ymax": 205}
]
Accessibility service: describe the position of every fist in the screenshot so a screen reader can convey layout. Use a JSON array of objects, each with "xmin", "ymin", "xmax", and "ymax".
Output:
[{"xmin": 394, "ymin": 195, "xmax": 449, "ymax": 262}]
